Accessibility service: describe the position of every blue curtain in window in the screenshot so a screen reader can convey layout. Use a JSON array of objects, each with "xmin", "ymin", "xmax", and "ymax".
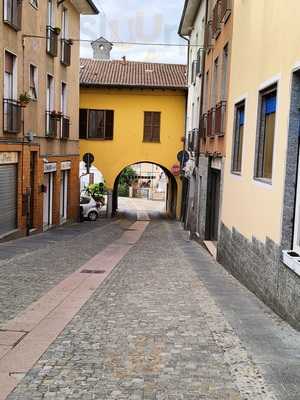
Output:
[
  {"xmin": 265, "ymin": 94, "xmax": 277, "ymax": 114},
  {"xmin": 238, "ymin": 109, "xmax": 245, "ymax": 126}
]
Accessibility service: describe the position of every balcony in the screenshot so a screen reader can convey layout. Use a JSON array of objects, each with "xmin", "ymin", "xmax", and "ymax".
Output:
[
  {"xmin": 220, "ymin": 0, "xmax": 232, "ymax": 22},
  {"xmin": 3, "ymin": 99, "xmax": 22, "ymax": 133},
  {"xmin": 46, "ymin": 26, "xmax": 58, "ymax": 57},
  {"xmin": 45, "ymin": 112, "xmax": 58, "ymax": 138},
  {"xmin": 199, "ymin": 114, "xmax": 207, "ymax": 138},
  {"xmin": 215, "ymin": 101, "xmax": 227, "ymax": 136},
  {"xmin": 212, "ymin": 1, "xmax": 221, "ymax": 39},
  {"xmin": 61, "ymin": 39, "xmax": 71, "ymax": 66},
  {"xmin": 207, "ymin": 108, "xmax": 215, "ymax": 137},
  {"xmin": 3, "ymin": 0, "xmax": 22, "ymax": 31},
  {"xmin": 61, "ymin": 116, "xmax": 70, "ymax": 139},
  {"xmin": 204, "ymin": 20, "xmax": 213, "ymax": 51}
]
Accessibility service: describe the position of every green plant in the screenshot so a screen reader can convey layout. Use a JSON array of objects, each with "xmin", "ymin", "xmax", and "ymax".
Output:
[
  {"xmin": 53, "ymin": 27, "xmax": 61, "ymax": 35},
  {"xmin": 19, "ymin": 92, "xmax": 31, "ymax": 106},
  {"xmin": 119, "ymin": 166, "xmax": 136, "ymax": 185},
  {"xmin": 118, "ymin": 183, "xmax": 129, "ymax": 197},
  {"xmin": 85, "ymin": 182, "xmax": 106, "ymax": 203}
]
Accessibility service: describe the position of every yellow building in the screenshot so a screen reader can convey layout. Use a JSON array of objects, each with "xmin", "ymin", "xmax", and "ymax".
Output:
[
  {"xmin": 219, "ymin": 0, "xmax": 300, "ymax": 329},
  {"xmin": 79, "ymin": 53, "xmax": 187, "ymax": 218}
]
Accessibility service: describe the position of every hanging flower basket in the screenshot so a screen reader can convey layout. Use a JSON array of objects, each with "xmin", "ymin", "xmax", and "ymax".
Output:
[{"xmin": 19, "ymin": 92, "xmax": 31, "ymax": 107}]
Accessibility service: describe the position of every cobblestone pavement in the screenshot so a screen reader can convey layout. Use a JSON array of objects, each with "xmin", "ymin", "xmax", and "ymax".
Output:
[
  {"xmin": 6, "ymin": 216, "xmax": 300, "ymax": 400},
  {"xmin": 0, "ymin": 216, "xmax": 132, "ymax": 325}
]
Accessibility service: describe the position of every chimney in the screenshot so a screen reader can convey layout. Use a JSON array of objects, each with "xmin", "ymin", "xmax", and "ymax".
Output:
[{"xmin": 91, "ymin": 37, "xmax": 113, "ymax": 60}]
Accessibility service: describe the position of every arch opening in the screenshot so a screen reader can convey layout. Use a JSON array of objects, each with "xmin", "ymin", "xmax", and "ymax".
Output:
[{"xmin": 112, "ymin": 162, "xmax": 178, "ymax": 219}]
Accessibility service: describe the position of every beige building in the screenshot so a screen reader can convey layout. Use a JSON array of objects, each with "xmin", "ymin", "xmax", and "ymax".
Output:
[
  {"xmin": 0, "ymin": 0, "xmax": 98, "ymax": 239},
  {"xmin": 219, "ymin": 0, "xmax": 300, "ymax": 329}
]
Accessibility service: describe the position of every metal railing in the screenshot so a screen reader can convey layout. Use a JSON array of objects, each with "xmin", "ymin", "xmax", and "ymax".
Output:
[
  {"xmin": 215, "ymin": 101, "xmax": 227, "ymax": 136},
  {"xmin": 207, "ymin": 108, "xmax": 215, "ymax": 137},
  {"xmin": 46, "ymin": 26, "xmax": 58, "ymax": 57},
  {"xmin": 3, "ymin": 99, "xmax": 21, "ymax": 133},
  {"xmin": 61, "ymin": 39, "xmax": 71, "ymax": 66},
  {"xmin": 61, "ymin": 116, "xmax": 70, "ymax": 139},
  {"xmin": 3, "ymin": 0, "xmax": 22, "ymax": 30},
  {"xmin": 45, "ymin": 111, "xmax": 57, "ymax": 138}
]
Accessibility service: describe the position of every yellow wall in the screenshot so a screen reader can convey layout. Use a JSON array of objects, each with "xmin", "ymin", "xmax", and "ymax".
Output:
[
  {"xmin": 80, "ymin": 88, "xmax": 186, "ymax": 218},
  {"xmin": 222, "ymin": 0, "xmax": 300, "ymax": 243}
]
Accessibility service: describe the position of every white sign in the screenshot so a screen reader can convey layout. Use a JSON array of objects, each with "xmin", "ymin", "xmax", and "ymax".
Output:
[
  {"xmin": 61, "ymin": 161, "xmax": 71, "ymax": 170},
  {"xmin": 44, "ymin": 162, "xmax": 57, "ymax": 173},
  {"xmin": 0, "ymin": 152, "xmax": 18, "ymax": 165}
]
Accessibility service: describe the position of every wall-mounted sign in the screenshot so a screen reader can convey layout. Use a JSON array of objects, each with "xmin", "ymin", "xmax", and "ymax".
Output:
[
  {"xmin": 0, "ymin": 152, "xmax": 18, "ymax": 165},
  {"xmin": 171, "ymin": 164, "xmax": 181, "ymax": 176},
  {"xmin": 177, "ymin": 150, "xmax": 189, "ymax": 164},
  {"xmin": 61, "ymin": 161, "xmax": 71, "ymax": 171},
  {"xmin": 211, "ymin": 157, "xmax": 222, "ymax": 171},
  {"xmin": 44, "ymin": 162, "xmax": 57, "ymax": 173}
]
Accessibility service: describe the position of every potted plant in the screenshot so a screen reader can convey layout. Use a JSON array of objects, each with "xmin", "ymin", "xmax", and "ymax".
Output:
[
  {"xmin": 53, "ymin": 27, "xmax": 61, "ymax": 35},
  {"xmin": 19, "ymin": 92, "xmax": 31, "ymax": 107},
  {"xmin": 67, "ymin": 39, "xmax": 73, "ymax": 46}
]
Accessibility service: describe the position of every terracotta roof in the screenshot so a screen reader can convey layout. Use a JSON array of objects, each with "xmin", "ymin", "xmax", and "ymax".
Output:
[{"xmin": 80, "ymin": 58, "xmax": 187, "ymax": 90}]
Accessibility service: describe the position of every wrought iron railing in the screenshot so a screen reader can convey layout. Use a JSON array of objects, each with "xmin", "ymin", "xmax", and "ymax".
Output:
[
  {"xmin": 207, "ymin": 108, "xmax": 215, "ymax": 137},
  {"xmin": 61, "ymin": 39, "xmax": 71, "ymax": 66},
  {"xmin": 61, "ymin": 116, "xmax": 70, "ymax": 139},
  {"xmin": 215, "ymin": 101, "xmax": 227, "ymax": 136},
  {"xmin": 45, "ymin": 111, "xmax": 57, "ymax": 138},
  {"xmin": 3, "ymin": 99, "xmax": 22, "ymax": 133},
  {"xmin": 46, "ymin": 26, "xmax": 58, "ymax": 57}
]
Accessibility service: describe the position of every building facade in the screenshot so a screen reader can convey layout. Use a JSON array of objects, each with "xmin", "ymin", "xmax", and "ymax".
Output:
[
  {"xmin": 219, "ymin": 0, "xmax": 300, "ymax": 329},
  {"xmin": 79, "ymin": 49, "xmax": 187, "ymax": 219},
  {"xmin": 179, "ymin": 0, "xmax": 232, "ymax": 252},
  {"xmin": 0, "ymin": 0, "xmax": 98, "ymax": 239}
]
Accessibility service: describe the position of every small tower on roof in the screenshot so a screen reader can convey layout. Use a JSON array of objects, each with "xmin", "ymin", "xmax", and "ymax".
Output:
[{"xmin": 91, "ymin": 37, "xmax": 113, "ymax": 60}]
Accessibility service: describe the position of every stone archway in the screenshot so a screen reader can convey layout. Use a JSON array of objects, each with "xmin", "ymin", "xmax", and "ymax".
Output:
[{"xmin": 112, "ymin": 162, "xmax": 178, "ymax": 218}]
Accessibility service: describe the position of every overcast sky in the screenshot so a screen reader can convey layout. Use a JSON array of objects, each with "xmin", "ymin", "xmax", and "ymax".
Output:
[{"xmin": 80, "ymin": 0, "xmax": 187, "ymax": 64}]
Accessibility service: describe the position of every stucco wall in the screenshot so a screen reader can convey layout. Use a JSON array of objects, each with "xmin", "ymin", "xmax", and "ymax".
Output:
[
  {"xmin": 80, "ymin": 88, "xmax": 186, "ymax": 218},
  {"xmin": 221, "ymin": 0, "xmax": 300, "ymax": 244}
]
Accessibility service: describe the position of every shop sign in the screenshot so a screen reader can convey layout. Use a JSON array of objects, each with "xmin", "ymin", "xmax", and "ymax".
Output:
[
  {"xmin": 44, "ymin": 162, "xmax": 57, "ymax": 173},
  {"xmin": 61, "ymin": 161, "xmax": 71, "ymax": 170},
  {"xmin": 211, "ymin": 157, "xmax": 222, "ymax": 171},
  {"xmin": 0, "ymin": 152, "xmax": 18, "ymax": 165},
  {"xmin": 171, "ymin": 164, "xmax": 181, "ymax": 176}
]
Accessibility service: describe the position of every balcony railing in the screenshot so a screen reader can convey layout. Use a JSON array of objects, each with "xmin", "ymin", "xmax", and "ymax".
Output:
[
  {"xmin": 46, "ymin": 26, "xmax": 58, "ymax": 57},
  {"xmin": 204, "ymin": 20, "xmax": 213, "ymax": 51},
  {"xmin": 61, "ymin": 116, "xmax": 70, "ymax": 139},
  {"xmin": 207, "ymin": 108, "xmax": 215, "ymax": 137},
  {"xmin": 215, "ymin": 101, "xmax": 227, "ymax": 136},
  {"xmin": 199, "ymin": 114, "xmax": 207, "ymax": 138},
  {"xmin": 61, "ymin": 39, "xmax": 71, "ymax": 66},
  {"xmin": 212, "ymin": 1, "xmax": 221, "ymax": 38},
  {"xmin": 45, "ymin": 111, "xmax": 58, "ymax": 138},
  {"xmin": 3, "ymin": 99, "xmax": 22, "ymax": 133},
  {"xmin": 3, "ymin": 0, "xmax": 22, "ymax": 30},
  {"xmin": 220, "ymin": 0, "xmax": 232, "ymax": 22}
]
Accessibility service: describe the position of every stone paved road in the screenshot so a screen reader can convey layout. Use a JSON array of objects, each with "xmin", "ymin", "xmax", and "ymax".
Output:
[{"xmin": 3, "ymin": 209, "xmax": 300, "ymax": 400}]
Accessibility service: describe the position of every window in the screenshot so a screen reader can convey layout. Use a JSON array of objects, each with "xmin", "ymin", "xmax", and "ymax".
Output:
[
  {"xmin": 232, "ymin": 101, "xmax": 245, "ymax": 174},
  {"xmin": 61, "ymin": 82, "xmax": 67, "ymax": 115},
  {"xmin": 79, "ymin": 109, "xmax": 114, "ymax": 140},
  {"xmin": 143, "ymin": 112, "xmax": 161, "ymax": 142},
  {"xmin": 29, "ymin": 65, "xmax": 38, "ymax": 100},
  {"xmin": 46, "ymin": 75, "xmax": 56, "ymax": 137},
  {"xmin": 221, "ymin": 44, "xmax": 229, "ymax": 100},
  {"xmin": 3, "ymin": 51, "xmax": 21, "ymax": 133},
  {"xmin": 255, "ymin": 86, "xmax": 277, "ymax": 180},
  {"xmin": 4, "ymin": 0, "xmax": 22, "ymax": 30},
  {"xmin": 212, "ymin": 57, "xmax": 219, "ymax": 106},
  {"xmin": 4, "ymin": 51, "xmax": 16, "ymax": 100}
]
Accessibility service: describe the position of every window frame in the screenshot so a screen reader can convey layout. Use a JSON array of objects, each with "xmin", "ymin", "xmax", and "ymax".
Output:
[
  {"xmin": 231, "ymin": 100, "xmax": 246, "ymax": 175},
  {"xmin": 143, "ymin": 111, "xmax": 161, "ymax": 143},
  {"xmin": 29, "ymin": 64, "xmax": 38, "ymax": 101},
  {"xmin": 79, "ymin": 109, "xmax": 114, "ymax": 140},
  {"xmin": 254, "ymin": 84, "xmax": 277, "ymax": 183}
]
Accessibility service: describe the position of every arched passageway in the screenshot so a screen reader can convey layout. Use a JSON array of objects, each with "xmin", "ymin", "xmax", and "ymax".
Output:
[{"xmin": 112, "ymin": 162, "xmax": 178, "ymax": 219}]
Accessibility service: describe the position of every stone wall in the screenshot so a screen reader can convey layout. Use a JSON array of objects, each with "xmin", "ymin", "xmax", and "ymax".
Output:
[{"xmin": 218, "ymin": 223, "xmax": 300, "ymax": 331}]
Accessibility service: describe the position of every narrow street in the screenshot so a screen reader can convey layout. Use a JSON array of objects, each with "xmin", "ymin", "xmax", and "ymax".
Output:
[{"xmin": 0, "ymin": 199, "xmax": 299, "ymax": 400}]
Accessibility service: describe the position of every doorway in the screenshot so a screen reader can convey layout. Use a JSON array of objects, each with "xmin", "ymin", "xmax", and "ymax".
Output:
[
  {"xmin": 43, "ymin": 172, "xmax": 54, "ymax": 229},
  {"xmin": 207, "ymin": 168, "xmax": 221, "ymax": 241}
]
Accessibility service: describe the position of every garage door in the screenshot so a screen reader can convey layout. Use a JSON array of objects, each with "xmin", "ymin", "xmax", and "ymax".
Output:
[{"xmin": 0, "ymin": 164, "xmax": 17, "ymax": 235}]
